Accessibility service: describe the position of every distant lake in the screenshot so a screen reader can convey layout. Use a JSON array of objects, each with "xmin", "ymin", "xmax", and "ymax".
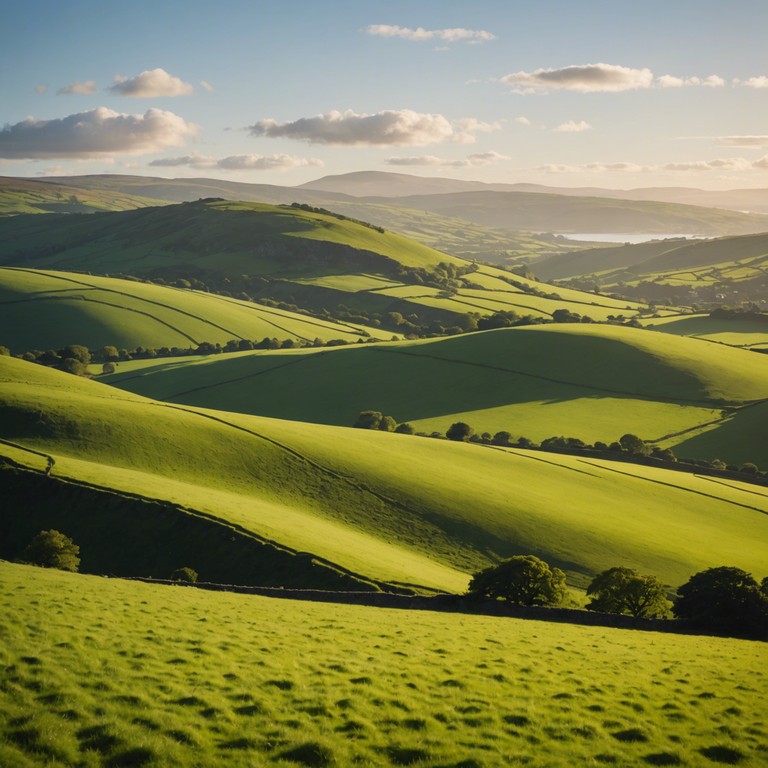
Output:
[{"xmin": 558, "ymin": 233, "xmax": 706, "ymax": 244}]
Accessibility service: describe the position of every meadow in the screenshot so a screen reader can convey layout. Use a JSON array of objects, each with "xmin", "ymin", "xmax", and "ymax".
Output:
[
  {"xmin": 1, "ymin": 562, "xmax": 766, "ymax": 768},
  {"xmin": 103, "ymin": 323, "xmax": 768, "ymax": 466},
  {"xmin": 2, "ymin": 355, "xmax": 767, "ymax": 594}
]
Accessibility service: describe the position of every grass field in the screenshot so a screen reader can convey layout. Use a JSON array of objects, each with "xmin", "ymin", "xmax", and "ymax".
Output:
[
  {"xmin": 0, "ymin": 267, "xmax": 387, "ymax": 354},
  {"xmin": 103, "ymin": 323, "xmax": 768, "ymax": 466},
  {"xmin": 2, "ymin": 355, "xmax": 767, "ymax": 592},
  {"xmin": 2, "ymin": 562, "xmax": 766, "ymax": 768},
  {"xmin": 640, "ymin": 314, "xmax": 768, "ymax": 349}
]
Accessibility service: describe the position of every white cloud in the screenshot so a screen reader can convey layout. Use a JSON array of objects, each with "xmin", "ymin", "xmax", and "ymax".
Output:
[
  {"xmin": 537, "ymin": 161, "xmax": 648, "ymax": 173},
  {"xmin": 249, "ymin": 109, "xmax": 498, "ymax": 146},
  {"xmin": 35, "ymin": 85, "xmax": 48, "ymax": 95},
  {"xmin": 0, "ymin": 107, "xmax": 198, "ymax": 159},
  {"xmin": 754, "ymin": 156, "xmax": 768, "ymax": 169},
  {"xmin": 109, "ymin": 68, "xmax": 194, "ymax": 97},
  {"xmin": 663, "ymin": 157, "xmax": 752, "ymax": 172},
  {"xmin": 149, "ymin": 153, "xmax": 323, "ymax": 171},
  {"xmin": 553, "ymin": 120, "xmax": 592, "ymax": 133},
  {"xmin": 200, "ymin": 80, "xmax": 214, "ymax": 92},
  {"xmin": 537, "ymin": 157, "xmax": 764, "ymax": 174},
  {"xmin": 716, "ymin": 136, "xmax": 768, "ymax": 148},
  {"xmin": 514, "ymin": 116, "xmax": 531, "ymax": 126},
  {"xmin": 502, "ymin": 63, "xmax": 654, "ymax": 93},
  {"xmin": 366, "ymin": 24, "xmax": 495, "ymax": 43},
  {"xmin": 385, "ymin": 150, "xmax": 509, "ymax": 167},
  {"xmin": 737, "ymin": 76, "xmax": 768, "ymax": 88},
  {"xmin": 57, "ymin": 80, "xmax": 97, "ymax": 95},
  {"xmin": 657, "ymin": 74, "xmax": 725, "ymax": 88}
]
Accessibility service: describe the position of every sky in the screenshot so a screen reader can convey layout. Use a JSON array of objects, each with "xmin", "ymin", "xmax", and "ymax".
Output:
[{"xmin": 2, "ymin": 0, "xmax": 767, "ymax": 190}]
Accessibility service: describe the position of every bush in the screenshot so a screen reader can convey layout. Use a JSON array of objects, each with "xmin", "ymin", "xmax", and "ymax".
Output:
[
  {"xmin": 21, "ymin": 530, "xmax": 80, "ymax": 572},
  {"xmin": 171, "ymin": 567, "xmax": 198, "ymax": 583},
  {"xmin": 468, "ymin": 555, "xmax": 567, "ymax": 607},
  {"xmin": 394, "ymin": 422, "xmax": 416, "ymax": 435},
  {"xmin": 446, "ymin": 422, "xmax": 475, "ymax": 442},
  {"xmin": 586, "ymin": 567, "xmax": 670, "ymax": 618}
]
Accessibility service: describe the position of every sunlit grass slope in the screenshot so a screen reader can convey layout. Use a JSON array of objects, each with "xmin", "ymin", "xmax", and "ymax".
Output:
[
  {"xmin": 640, "ymin": 313, "xmax": 768, "ymax": 350},
  {"xmin": 105, "ymin": 324, "xmax": 768, "ymax": 463},
  {"xmin": 2, "ymin": 562, "xmax": 767, "ymax": 768},
  {"xmin": 3, "ymin": 355, "xmax": 768, "ymax": 590},
  {"xmin": 0, "ymin": 267, "xmax": 385, "ymax": 353}
]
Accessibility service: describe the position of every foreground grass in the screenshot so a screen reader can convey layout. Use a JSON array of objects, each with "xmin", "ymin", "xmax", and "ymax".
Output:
[{"xmin": 1, "ymin": 562, "xmax": 766, "ymax": 767}]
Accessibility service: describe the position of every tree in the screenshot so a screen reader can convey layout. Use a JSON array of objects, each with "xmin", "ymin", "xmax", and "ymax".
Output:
[
  {"xmin": 353, "ymin": 410, "xmax": 382, "ymax": 429},
  {"xmin": 586, "ymin": 567, "xmax": 669, "ymax": 618},
  {"xmin": 102, "ymin": 362, "xmax": 116, "ymax": 375},
  {"xmin": 468, "ymin": 555, "xmax": 567, "ymax": 607},
  {"xmin": 491, "ymin": 431, "xmax": 512, "ymax": 446},
  {"xmin": 171, "ymin": 567, "xmax": 198, "ymax": 583},
  {"xmin": 394, "ymin": 422, "xmax": 416, "ymax": 435},
  {"xmin": 0, "ymin": 345, "xmax": 10, "ymax": 356},
  {"xmin": 619, "ymin": 433, "xmax": 650, "ymax": 456},
  {"xmin": 378, "ymin": 415, "xmax": 397, "ymax": 432},
  {"xmin": 673, "ymin": 567, "xmax": 767, "ymax": 636},
  {"xmin": 58, "ymin": 344, "xmax": 90, "ymax": 365},
  {"xmin": 446, "ymin": 422, "xmax": 475, "ymax": 442},
  {"xmin": 60, "ymin": 357, "xmax": 87, "ymax": 376},
  {"xmin": 21, "ymin": 530, "xmax": 80, "ymax": 572}
]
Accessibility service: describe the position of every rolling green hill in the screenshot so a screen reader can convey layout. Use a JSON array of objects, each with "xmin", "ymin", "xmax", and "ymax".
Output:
[
  {"xmin": 0, "ymin": 175, "xmax": 169, "ymax": 216},
  {"xmin": 640, "ymin": 313, "xmax": 768, "ymax": 351},
  {"xmin": 0, "ymin": 267, "xmax": 387, "ymax": 354},
  {"xmin": 103, "ymin": 323, "xmax": 768, "ymax": 467},
  {"xmin": 2, "ymin": 354, "xmax": 766, "ymax": 594},
  {"xmin": 0, "ymin": 199, "xmax": 648, "ymax": 329},
  {"xmin": 3, "ymin": 562, "xmax": 765, "ymax": 768}
]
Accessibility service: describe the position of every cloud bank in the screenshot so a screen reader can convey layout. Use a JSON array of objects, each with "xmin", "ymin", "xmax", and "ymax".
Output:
[
  {"xmin": 538, "ymin": 157, "xmax": 766, "ymax": 174},
  {"xmin": 502, "ymin": 63, "xmax": 728, "ymax": 93},
  {"xmin": 553, "ymin": 120, "xmax": 592, "ymax": 132},
  {"xmin": 109, "ymin": 68, "xmax": 194, "ymax": 97},
  {"xmin": 149, "ymin": 153, "xmax": 323, "ymax": 171},
  {"xmin": 716, "ymin": 136, "xmax": 768, "ymax": 148},
  {"xmin": 0, "ymin": 108, "xmax": 197, "ymax": 159},
  {"xmin": 249, "ymin": 109, "xmax": 499, "ymax": 146},
  {"xmin": 57, "ymin": 80, "xmax": 97, "ymax": 95},
  {"xmin": 385, "ymin": 150, "xmax": 509, "ymax": 168},
  {"xmin": 366, "ymin": 24, "xmax": 495, "ymax": 43}
]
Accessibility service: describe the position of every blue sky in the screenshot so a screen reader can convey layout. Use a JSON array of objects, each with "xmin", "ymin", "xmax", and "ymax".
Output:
[{"xmin": 2, "ymin": 0, "xmax": 767, "ymax": 188}]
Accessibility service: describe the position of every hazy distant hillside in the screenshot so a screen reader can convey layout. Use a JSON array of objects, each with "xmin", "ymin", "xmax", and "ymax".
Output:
[{"xmin": 358, "ymin": 190, "xmax": 768, "ymax": 237}]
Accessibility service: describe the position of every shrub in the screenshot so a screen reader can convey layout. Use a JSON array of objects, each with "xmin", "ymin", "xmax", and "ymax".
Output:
[
  {"xmin": 171, "ymin": 567, "xmax": 198, "ymax": 583},
  {"xmin": 21, "ymin": 530, "xmax": 80, "ymax": 572}
]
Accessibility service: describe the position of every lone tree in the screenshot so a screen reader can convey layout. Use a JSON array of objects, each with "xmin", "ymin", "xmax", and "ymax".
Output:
[
  {"xmin": 468, "ymin": 555, "xmax": 567, "ymax": 607},
  {"xmin": 353, "ymin": 410, "xmax": 383, "ymax": 429},
  {"xmin": 171, "ymin": 567, "xmax": 198, "ymax": 583},
  {"xmin": 673, "ymin": 566, "xmax": 767, "ymax": 637},
  {"xmin": 618, "ymin": 433, "xmax": 651, "ymax": 456},
  {"xmin": 21, "ymin": 530, "xmax": 80, "ymax": 572},
  {"xmin": 446, "ymin": 422, "xmax": 475, "ymax": 442},
  {"xmin": 586, "ymin": 567, "xmax": 669, "ymax": 618}
]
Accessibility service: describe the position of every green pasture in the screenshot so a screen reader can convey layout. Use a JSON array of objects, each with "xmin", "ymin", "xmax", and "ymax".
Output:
[
  {"xmin": 2, "ymin": 562, "xmax": 767, "ymax": 768},
  {"xmin": 103, "ymin": 324, "xmax": 768, "ymax": 465},
  {"xmin": 641, "ymin": 314, "xmax": 768, "ymax": 349},
  {"xmin": 2, "ymin": 355, "xmax": 767, "ymax": 591},
  {"xmin": 0, "ymin": 267, "xmax": 386, "ymax": 354}
]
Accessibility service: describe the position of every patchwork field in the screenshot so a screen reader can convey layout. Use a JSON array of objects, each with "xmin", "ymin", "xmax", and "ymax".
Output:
[
  {"xmin": 103, "ymin": 323, "xmax": 768, "ymax": 466},
  {"xmin": 2, "ymin": 355, "xmax": 768, "ymax": 593},
  {"xmin": 0, "ymin": 267, "xmax": 385, "ymax": 354},
  {"xmin": 2, "ymin": 562, "xmax": 766, "ymax": 768}
]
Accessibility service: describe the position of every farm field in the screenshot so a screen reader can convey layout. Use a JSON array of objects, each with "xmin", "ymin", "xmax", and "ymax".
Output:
[
  {"xmin": 2, "ymin": 562, "xmax": 766, "ymax": 768},
  {"xmin": 103, "ymin": 323, "xmax": 768, "ymax": 466},
  {"xmin": 640, "ymin": 314, "xmax": 768, "ymax": 350},
  {"xmin": 2, "ymin": 355, "xmax": 768, "ymax": 593},
  {"xmin": 0, "ymin": 267, "xmax": 385, "ymax": 354}
]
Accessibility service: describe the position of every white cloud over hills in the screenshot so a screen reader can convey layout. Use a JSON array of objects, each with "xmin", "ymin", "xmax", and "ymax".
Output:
[
  {"xmin": 0, "ymin": 108, "xmax": 197, "ymax": 159},
  {"xmin": 150, "ymin": 153, "xmax": 323, "ymax": 171},
  {"xmin": 249, "ymin": 110, "xmax": 500, "ymax": 146},
  {"xmin": 385, "ymin": 151, "xmax": 509, "ymax": 167},
  {"xmin": 109, "ymin": 68, "xmax": 194, "ymax": 97},
  {"xmin": 538, "ymin": 157, "xmax": 767, "ymax": 174},
  {"xmin": 366, "ymin": 24, "xmax": 495, "ymax": 43}
]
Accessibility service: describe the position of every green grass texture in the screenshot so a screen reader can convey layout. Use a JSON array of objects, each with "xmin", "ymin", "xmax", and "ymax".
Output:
[
  {"xmin": 0, "ymin": 267, "xmax": 386, "ymax": 353},
  {"xmin": 1, "ymin": 561, "xmax": 766, "ymax": 767},
  {"xmin": 103, "ymin": 323, "xmax": 768, "ymax": 466},
  {"xmin": 2, "ymin": 354, "xmax": 767, "ymax": 591}
]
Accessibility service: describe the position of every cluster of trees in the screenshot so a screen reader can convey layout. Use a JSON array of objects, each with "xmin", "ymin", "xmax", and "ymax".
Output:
[
  {"xmin": 352, "ymin": 410, "xmax": 415, "ymax": 434},
  {"xmin": 468, "ymin": 556, "xmax": 768, "ymax": 638}
]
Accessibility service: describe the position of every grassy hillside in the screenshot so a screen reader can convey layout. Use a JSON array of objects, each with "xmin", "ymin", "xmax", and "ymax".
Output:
[
  {"xmin": 104, "ymin": 324, "xmax": 768, "ymax": 466},
  {"xmin": 361, "ymin": 190, "xmax": 768, "ymax": 237},
  {"xmin": 2, "ymin": 355, "xmax": 767, "ymax": 591},
  {"xmin": 4, "ymin": 563, "xmax": 766, "ymax": 768},
  {"xmin": 640, "ymin": 313, "xmax": 768, "ymax": 350},
  {"xmin": 0, "ymin": 176, "xmax": 169, "ymax": 216},
  {"xmin": 0, "ymin": 267, "xmax": 387, "ymax": 354}
]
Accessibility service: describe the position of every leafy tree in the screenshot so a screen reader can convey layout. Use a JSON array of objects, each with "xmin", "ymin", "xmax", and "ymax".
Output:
[
  {"xmin": 58, "ymin": 344, "xmax": 91, "ymax": 365},
  {"xmin": 353, "ymin": 410, "xmax": 383, "ymax": 429},
  {"xmin": 586, "ymin": 567, "xmax": 669, "ymax": 618},
  {"xmin": 492, "ymin": 431, "xmax": 512, "ymax": 446},
  {"xmin": 0, "ymin": 345, "xmax": 10, "ymax": 356},
  {"xmin": 619, "ymin": 433, "xmax": 650, "ymax": 456},
  {"xmin": 171, "ymin": 567, "xmax": 198, "ymax": 583},
  {"xmin": 446, "ymin": 422, "xmax": 475, "ymax": 442},
  {"xmin": 60, "ymin": 357, "xmax": 87, "ymax": 376},
  {"xmin": 378, "ymin": 415, "xmax": 397, "ymax": 432},
  {"xmin": 97, "ymin": 345, "xmax": 119, "ymax": 362},
  {"xmin": 102, "ymin": 362, "xmax": 116, "ymax": 375},
  {"xmin": 394, "ymin": 422, "xmax": 415, "ymax": 435},
  {"xmin": 468, "ymin": 555, "xmax": 567, "ymax": 607},
  {"xmin": 21, "ymin": 530, "xmax": 80, "ymax": 572},
  {"xmin": 673, "ymin": 566, "xmax": 767, "ymax": 636}
]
